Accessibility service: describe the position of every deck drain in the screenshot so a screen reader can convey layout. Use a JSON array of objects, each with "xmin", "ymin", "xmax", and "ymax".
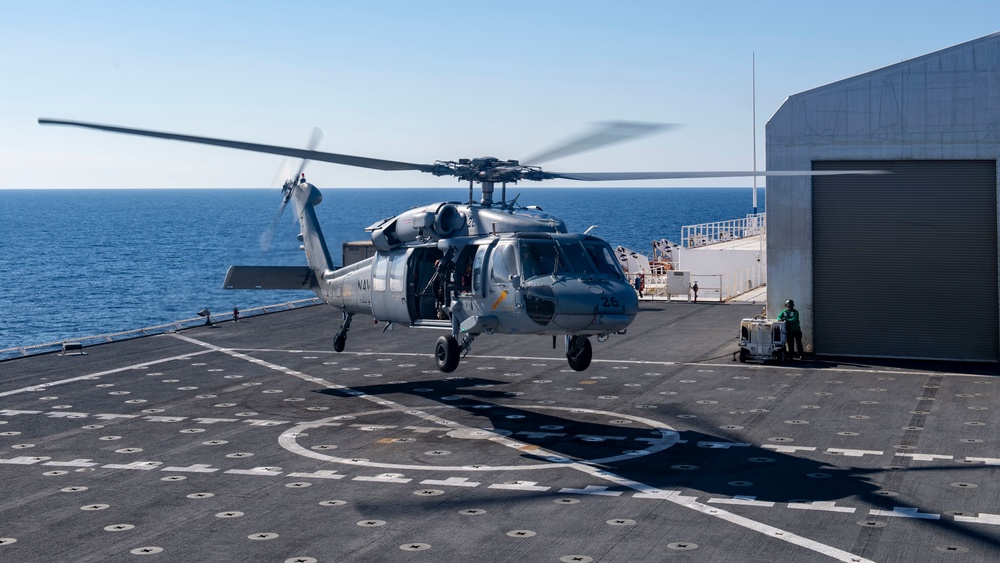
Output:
[
  {"xmin": 104, "ymin": 524, "xmax": 134, "ymax": 532},
  {"xmin": 81, "ymin": 504, "xmax": 109, "ymax": 511},
  {"xmin": 727, "ymin": 481, "xmax": 753, "ymax": 487},
  {"xmin": 607, "ymin": 519, "xmax": 636, "ymax": 526},
  {"xmin": 560, "ymin": 557, "xmax": 593, "ymax": 563},
  {"xmin": 187, "ymin": 493, "xmax": 215, "ymax": 499},
  {"xmin": 837, "ymin": 432, "xmax": 860, "ymax": 436},
  {"xmin": 61, "ymin": 486, "xmax": 88, "ymax": 493},
  {"xmin": 226, "ymin": 452, "xmax": 253, "ymax": 458},
  {"xmin": 311, "ymin": 445, "xmax": 338, "ymax": 450},
  {"xmin": 849, "ymin": 415, "xmax": 870, "ymax": 420},
  {"xmin": 672, "ymin": 465, "xmax": 700, "ymax": 471},
  {"xmin": 161, "ymin": 476, "xmax": 186, "ymax": 482},
  {"xmin": 99, "ymin": 436, "xmax": 122, "ymax": 441},
  {"xmin": 248, "ymin": 533, "xmax": 279, "ymax": 540},
  {"xmin": 179, "ymin": 429, "xmax": 205, "ymax": 434},
  {"xmin": 960, "ymin": 439, "xmax": 983, "ymax": 443},
  {"xmin": 285, "ymin": 482, "xmax": 312, "ymax": 488},
  {"xmin": 357, "ymin": 520, "xmax": 386, "ymax": 527},
  {"xmin": 748, "ymin": 457, "xmax": 775, "ymax": 463},
  {"xmin": 902, "ymin": 426, "xmax": 924, "ymax": 431},
  {"xmin": 130, "ymin": 547, "xmax": 163, "ymax": 555},
  {"xmin": 414, "ymin": 489, "xmax": 445, "ymax": 496},
  {"xmin": 801, "ymin": 405, "xmax": 821, "ymax": 410},
  {"xmin": 676, "ymin": 415, "xmax": 697, "ymax": 419},
  {"xmin": 506, "ymin": 530, "xmax": 537, "ymax": 538},
  {"xmin": 807, "ymin": 473, "xmax": 832, "ymax": 479},
  {"xmin": 44, "ymin": 471, "xmax": 68, "ymax": 476},
  {"xmin": 951, "ymin": 483, "xmax": 979, "ymax": 489},
  {"xmin": 873, "ymin": 490, "xmax": 899, "ymax": 497},
  {"xmin": 400, "ymin": 543, "xmax": 431, "ymax": 551},
  {"xmin": 857, "ymin": 520, "xmax": 887, "ymax": 528},
  {"xmin": 459, "ymin": 508, "xmax": 487, "ymax": 515},
  {"xmin": 667, "ymin": 542, "xmax": 698, "ymax": 551},
  {"xmin": 609, "ymin": 419, "xmax": 633, "ymax": 425},
  {"xmin": 424, "ymin": 450, "xmax": 451, "ymax": 456},
  {"xmin": 319, "ymin": 500, "xmax": 346, "ymax": 506},
  {"xmin": 859, "ymin": 401, "xmax": 879, "ymax": 405},
  {"xmin": 785, "ymin": 420, "xmax": 810, "ymax": 425},
  {"xmin": 696, "ymin": 400, "xmax": 718, "ymax": 405},
  {"xmin": 554, "ymin": 498, "xmax": 580, "ymax": 504},
  {"xmin": 115, "ymin": 448, "xmax": 143, "ymax": 454},
  {"xmin": 936, "ymin": 546, "xmax": 969, "ymax": 553},
  {"xmin": 964, "ymin": 422, "xmax": 986, "ymax": 426},
  {"xmin": 216, "ymin": 511, "xmax": 244, "ymax": 518},
  {"xmin": 767, "ymin": 437, "xmax": 794, "ymax": 443}
]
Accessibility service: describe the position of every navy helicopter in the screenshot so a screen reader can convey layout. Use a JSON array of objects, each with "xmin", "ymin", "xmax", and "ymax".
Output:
[{"xmin": 38, "ymin": 118, "xmax": 875, "ymax": 372}]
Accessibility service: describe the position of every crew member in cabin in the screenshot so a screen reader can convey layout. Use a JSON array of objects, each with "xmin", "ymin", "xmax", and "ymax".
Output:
[
  {"xmin": 778, "ymin": 299, "xmax": 803, "ymax": 359},
  {"xmin": 633, "ymin": 274, "xmax": 644, "ymax": 298}
]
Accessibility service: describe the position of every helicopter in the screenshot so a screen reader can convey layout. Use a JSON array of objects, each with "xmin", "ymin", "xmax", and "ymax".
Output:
[{"xmin": 38, "ymin": 118, "xmax": 878, "ymax": 373}]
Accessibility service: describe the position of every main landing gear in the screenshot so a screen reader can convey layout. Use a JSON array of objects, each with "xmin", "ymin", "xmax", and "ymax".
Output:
[
  {"xmin": 566, "ymin": 335, "xmax": 592, "ymax": 371},
  {"xmin": 434, "ymin": 333, "xmax": 476, "ymax": 373}
]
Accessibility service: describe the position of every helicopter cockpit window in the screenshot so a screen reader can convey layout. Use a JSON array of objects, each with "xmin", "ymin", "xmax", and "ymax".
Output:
[
  {"xmin": 558, "ymin": 242, "xmax": 598, "ymax": 274},
  {"xmin": 490, "ymin": 242, "xmax": 518, "ymax": 284},
  {"xmin": 519, "ymin": 241, "xmax": 569, "ymax": 280},
  {"xmin": 582, "ymin": 241, "xmax": 625, "ymax": 280}
]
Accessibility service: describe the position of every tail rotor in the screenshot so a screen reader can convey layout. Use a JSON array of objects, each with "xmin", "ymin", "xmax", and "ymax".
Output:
[{"xmin": 259, "ymin": 127, "xmax": 323, "ymax": 252}]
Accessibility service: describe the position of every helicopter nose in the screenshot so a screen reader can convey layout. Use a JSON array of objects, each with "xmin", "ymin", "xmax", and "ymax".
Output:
[{"xmin": 525, "ymin": 278, "xmax": 638, "ymax": 332}]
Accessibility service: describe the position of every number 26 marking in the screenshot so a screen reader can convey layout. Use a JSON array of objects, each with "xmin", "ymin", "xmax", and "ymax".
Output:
[{"xmin": 601, "ymin": 297, "xmax": 620, "ymax": 307}]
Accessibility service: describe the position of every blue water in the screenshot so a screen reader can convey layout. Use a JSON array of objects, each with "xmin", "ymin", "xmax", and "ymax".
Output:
[{"xmin": 0, "ymin": 187, "xmax": 763, "ymax": 348}]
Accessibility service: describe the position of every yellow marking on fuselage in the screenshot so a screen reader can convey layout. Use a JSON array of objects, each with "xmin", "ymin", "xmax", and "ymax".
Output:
[{"xmin": 492, "ymin": 290, "xmax": 508, "ymax": 310}]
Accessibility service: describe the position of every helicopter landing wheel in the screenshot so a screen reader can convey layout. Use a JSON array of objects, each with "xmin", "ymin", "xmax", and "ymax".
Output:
[
  {"xmin": 435, "ymin": 335, "xmax": 460, "ymax": 373},
  {"xmin": 566, "ymin": 336, "xmax": 592, "ymax": 371},
  {"xmin": 334, "ymin": 334, "xmax": 346, "ymax": 353}
]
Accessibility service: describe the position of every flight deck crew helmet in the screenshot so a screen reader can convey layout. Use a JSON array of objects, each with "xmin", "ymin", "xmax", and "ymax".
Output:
[{"xmin": 785, "ymin": 299, "xmax": 794, "ymax": 307}]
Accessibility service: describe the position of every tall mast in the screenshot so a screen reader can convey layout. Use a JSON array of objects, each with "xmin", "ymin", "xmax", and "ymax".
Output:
[{"xmin": 752, "ymin": 51, "xmax": 758, "ymax": 215}]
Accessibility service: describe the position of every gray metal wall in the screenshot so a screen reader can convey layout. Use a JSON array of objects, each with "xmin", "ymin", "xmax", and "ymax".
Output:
[{"xmin": 766, "ymin": 32, "xmax": 1000, "ymax": 361}]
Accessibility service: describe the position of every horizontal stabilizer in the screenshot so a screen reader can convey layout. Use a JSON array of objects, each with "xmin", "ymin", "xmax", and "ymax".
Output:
[{"xmin": 224, "ymin": 266, "xmax": 316, "ymax": 290}]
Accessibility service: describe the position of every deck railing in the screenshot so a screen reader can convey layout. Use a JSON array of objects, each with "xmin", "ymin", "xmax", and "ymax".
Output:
[{"xmin": 682, "ymin": 213, "xmax": 765, "ymax": 248}]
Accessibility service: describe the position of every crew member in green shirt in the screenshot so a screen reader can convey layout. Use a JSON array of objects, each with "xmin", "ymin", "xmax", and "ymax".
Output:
[{"xmin": 778, "ymin": 299, "xmax": 803, "ymax": 359}]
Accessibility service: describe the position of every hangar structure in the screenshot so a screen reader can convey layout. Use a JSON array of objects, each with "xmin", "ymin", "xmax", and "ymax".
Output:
[{"xmin": 766, "ymin": 32, "xmax": 1000, "ymax": 362}]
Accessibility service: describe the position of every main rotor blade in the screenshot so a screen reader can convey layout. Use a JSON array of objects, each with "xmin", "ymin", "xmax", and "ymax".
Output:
[
  {"xmin": 546, "ymin": 170, "xmax": 888, "ymax": 181},
  {"xmin": 38, "ymin": 118, "xmax": 433, "ymax": 173},
  {"xmin": 523, "ymin": 121, "xmax": 677, "ymax": 166}
]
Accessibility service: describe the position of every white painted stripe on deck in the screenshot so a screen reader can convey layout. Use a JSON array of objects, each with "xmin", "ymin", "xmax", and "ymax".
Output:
[
  {"xmin": 171, "ymin": 333, "xmax": 876, "ymax": 563},
  {"xmin": 0, "ymin": 347, "xmax": 214, "ymax": 398}
]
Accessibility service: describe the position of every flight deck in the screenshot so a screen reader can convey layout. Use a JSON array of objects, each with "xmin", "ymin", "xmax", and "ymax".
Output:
[{"xmin": 1, "ymin": 302, "xmax": 998, "ymax": 562}]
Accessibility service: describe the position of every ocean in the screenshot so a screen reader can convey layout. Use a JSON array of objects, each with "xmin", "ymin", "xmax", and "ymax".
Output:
[{"xmin": 0, "ymin": 187, "xmax": 763, "ymax": 349}]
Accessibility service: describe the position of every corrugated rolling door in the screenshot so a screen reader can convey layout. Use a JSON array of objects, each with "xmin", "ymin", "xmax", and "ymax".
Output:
[{"xmin": 812, "ymin": 160, "xmax": 998, "ymax": 361}]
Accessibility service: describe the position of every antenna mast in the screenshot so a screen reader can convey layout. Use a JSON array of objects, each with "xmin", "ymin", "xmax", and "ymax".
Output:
[{"xmin": 752, "ymin": 52, "xmax": 758, "ymax": 215}]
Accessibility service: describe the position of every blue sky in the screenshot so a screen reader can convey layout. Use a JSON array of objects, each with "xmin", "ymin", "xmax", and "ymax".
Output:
[{"xmin": 2, "ymin": 1, "xmax": 997, "ymax": 188}]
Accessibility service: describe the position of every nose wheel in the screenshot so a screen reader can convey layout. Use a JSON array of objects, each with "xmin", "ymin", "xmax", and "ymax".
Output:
[{"xmin": 566, "ymin": 336, "xmax": 592, "ymax": 371}]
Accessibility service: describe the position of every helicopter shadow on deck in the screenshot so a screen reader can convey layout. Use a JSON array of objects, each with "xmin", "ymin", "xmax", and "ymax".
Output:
[
  {"xmin": 316, "ymin": 377, "xmax": 886, "ymax": 503},
  {"xmin": 314, "ymin": 376, "xmax": 1000, "ymax": 550}
]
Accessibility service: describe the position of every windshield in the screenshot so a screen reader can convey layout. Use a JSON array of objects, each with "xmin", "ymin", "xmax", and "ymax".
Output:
[
  {"xmin": 518, "ymin": 239, "xmax": 624, "ymax": 280},
  {"xmin": 519, "ymin": 241, "xmax": 569, "ymax": 279},
  {"xmin": 582, "ymin": 241, "xmax": 625, "ymax": 280}
]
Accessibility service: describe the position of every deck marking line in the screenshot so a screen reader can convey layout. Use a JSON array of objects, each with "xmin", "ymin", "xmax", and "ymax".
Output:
[
  {"xmin": 171, "ymin": 333, "xmax": 876, "ymax": 563},
  {"xmin": 0, "ymin": 348, "xmax": 214, "ymax": 398}
]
